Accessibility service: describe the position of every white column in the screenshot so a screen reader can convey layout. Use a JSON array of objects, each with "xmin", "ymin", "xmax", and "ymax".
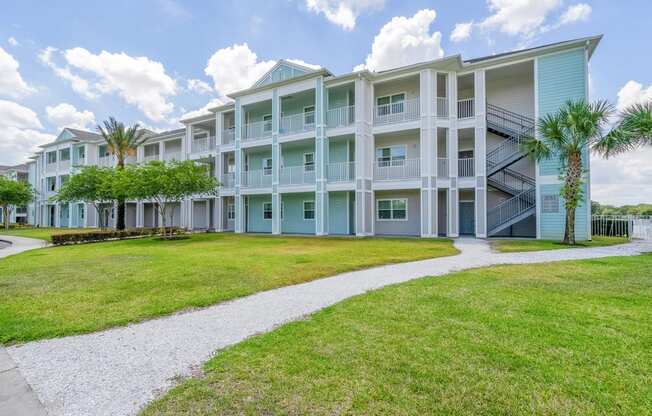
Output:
[
  {"xmin": 315, "ymin": 77, "xmax": 328, "ymax": 235},
  {"xmin": 214, "ymin": 196, "xmax": 222, "ymax": 231},
  {"xmin": 474, "ymin": 69, "xmax": 487, "ymax": 238},
  {"xmin": 419, "ymin": 69, "xmax": 438, "ymax": 237},
  {"xmin": 234, "ymin": 98, "xmax": 245, "ymax": 233},
  {"xmin": 354, "ymin": 76, "xmax": 374, "ymax": 236},
  {"xmin": 448, "ymin": 72, "xmax": 459, "ymax": 237},
  {"xmin": 136, "ymin": 201, "xmax": 144, "ymax": 228},
  {"xmin": 271, "ymin": 89, "xmax": 281, "ymax": 235}
]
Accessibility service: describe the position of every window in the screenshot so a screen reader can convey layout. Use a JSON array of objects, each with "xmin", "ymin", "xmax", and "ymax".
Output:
[
  {"xmin": 99, "ymin": 145, "xmax": 111, "ymax": 158},
  {"xmin": 376, "ymin": 146, "xmax": 406, "ymax": 167},
  {"xmin": 46, "ymin": 151, "xmax": 57, "ymax": 164},
  {"xmin": 377, "ymin": 199, "xmax": 408, "ymax": 221},
  {"xmin": 46, "ymin": 177, "xmax": 56, "ymax": 191},
  {"xmin": 303, "ymin": 153, "xmax": 315, "ymax": 172},
  {"xmin": 303, "ymin": 201, "xmax": 315, "ymax": 220},
  {"xmin": 263, "ymin": 114, "xmax": 272, "ymax": 133},
  {"xmin": 263, "ymin": 158, "xmax": 273, "ymax": 176},
  {"xmin": 60, "ymin": 175, "xmax": 69, "ymax": 187},
  {"xmin": 542, "ymin": 194, "xmax": 560, "ymax": 213},
  {"xmin": 304, "ymin": 106, "xmax": 315, "ymax": 126},
  {"xmin": 77, "ymin": 146, "xmax": 85, "ymax": 160},
  {"xmin": 376, "ymin": 93, "xmax": 405, "ymax": 116},
  {"xmin": 59, "ymin": 148, "xmax": 70, "ymax": 161},
  {"xmin": 263, "ymin": 202, "xmax": 283, "ymax": 220},
  {"xmin": 227, "ymin": 203, "xmax": 235, "ymax": 220}
]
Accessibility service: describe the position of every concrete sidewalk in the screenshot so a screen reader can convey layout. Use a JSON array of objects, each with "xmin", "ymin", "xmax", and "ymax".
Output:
[
  {"xmin": 0, "ymin": 348, "xmax": 47, "ymax": 416},
  {"xmin": 0, "ymin": 235, "xmax": 48, "ymax": 259}
]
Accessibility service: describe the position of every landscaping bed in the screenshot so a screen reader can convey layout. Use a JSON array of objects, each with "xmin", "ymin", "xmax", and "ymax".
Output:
[{"xmin": 490, "ymin": 235, "xmax": 629, "ymax": 253}]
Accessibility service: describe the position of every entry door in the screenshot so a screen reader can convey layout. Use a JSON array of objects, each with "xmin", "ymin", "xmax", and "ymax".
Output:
[{"xmin": 459, "ymin": 201, "xmax": 475, "ymax": 235}]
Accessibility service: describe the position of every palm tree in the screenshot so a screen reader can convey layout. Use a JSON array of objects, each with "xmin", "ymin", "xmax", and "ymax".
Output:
[
  {"xmin": 523, "ymin": 99, "xmax": 614, "ymax": 245},
  {"xmin": 97, "ymin": 117, "xmax": 147, "ymax": 230},
  {"xmin": 594, "ymin": 102, "xmax": 652, "ymax": 157}
]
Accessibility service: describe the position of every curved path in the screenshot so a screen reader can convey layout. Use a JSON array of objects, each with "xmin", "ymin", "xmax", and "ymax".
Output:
[
  {"xmin": 0, "ymin": 235, "xmax": 48, "ymax": 259},
  {"xmin": 6, "ymin": 238, "xmax": 652, "ymax": 416}
]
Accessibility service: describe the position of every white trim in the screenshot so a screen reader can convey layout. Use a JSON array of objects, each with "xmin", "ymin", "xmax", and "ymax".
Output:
[
  {"xmin": 376, "ymin": 198, "xmax": 408, "ymax": 221},
  {"xmin": 534, "ymin": 56, "xmax": 541, "ymax": 239},
  {"xmin": 303, "ymin": 152, "xmax": 315, "ymax": 171},
  {"xmin": 375, "ymin": 144, "xmax": 407, "ymax": 163},
  {"xmin": 262, "ymin": 157, "xmax": 273, "ymax": 176},
  {"xmin": 584, "ymin": 46, "xmax": 592, "ymax": 240},
  {"xmin": 303, "ymin": 200, "xmax": 315, "ymax": 221}
]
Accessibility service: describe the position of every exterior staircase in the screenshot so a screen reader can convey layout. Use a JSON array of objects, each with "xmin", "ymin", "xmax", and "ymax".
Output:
[{"xmin": 485, "ymin": 104, "xmax": 536, "ymax": 236}]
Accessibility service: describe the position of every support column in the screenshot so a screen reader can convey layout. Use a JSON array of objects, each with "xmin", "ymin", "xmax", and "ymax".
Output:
[
  {"xmin": 354, "ymin": 75, "xmax": 374, "ymax": 236},
  {"xmin": 271, "ymin": 89, "xmax": 281, "ymax": 235},
  {"xmin": 136, "ymin": 201, "xmax": 144, "ymax": 228},
  {"xmin": 234, "ymin": 98, "xmax": 245, "ymax": 233},
  {"xmin": 474, "ymin": 69, "xmax": 487, "ymax": 238},
  {"xmin": 214, "ymin": 196, "xmax": 223, "ymax": 231},
  {"xmin": 315, "ymin": 77, "xmax": 328, "ymax": 235},
  {"xmin": 448, "ymin": 72, "xmax": 459, "ymax": 237},
  {"xmin": 419, "ymin": 69, "xmax": 438, "ymax": 237}
]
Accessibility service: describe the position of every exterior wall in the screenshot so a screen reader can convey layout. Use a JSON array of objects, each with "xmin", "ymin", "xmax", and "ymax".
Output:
[
  {"xmin": 281, "ymin": 192, "xmax": 315, "ymax": 234},
  {"xmin": 328, "ymin": 139, "xmax": 353, "ymax": 163},
  {"xmin": 374, "ymin": 133, "xmax": 420, "ymax": 159},
  {"xmin": 374, "ymin": 77, "xmax": 420, "ymax": 102},
  {"xmin": 539, "ymin": 183, "xmax": 589, "ymax": 240},
  {"xmin": 328, "ymin": 191, "xmax": 353, "ymax": 235},
  {"xmin": 247, "ymin": 195, "xmax": 272, "ymax": 233},
  {"xmin": 486, "ymin": 70, "xmax": 535, "ymax": 117},
  {"xmin": 374, "ymin": 190, "xmax": 420, "ymax": 236},
  {"xmin": 281, "ymin": 142, "xmax": 314, "ymax": 167}
]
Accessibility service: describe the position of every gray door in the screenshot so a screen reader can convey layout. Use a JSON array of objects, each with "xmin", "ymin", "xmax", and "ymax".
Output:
[{"xmin": 459, "ymin": 201, "xmax": 475, "ymax": 235}]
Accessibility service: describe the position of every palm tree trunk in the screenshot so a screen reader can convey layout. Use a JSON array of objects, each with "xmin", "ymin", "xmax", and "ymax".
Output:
[
  {"xmin": 562, "ymin": 152, "xmax": 583, "ymax": 245},
  {"xmin": 116, "ymin": 158, "xmax": 126, "ymax": 230}
]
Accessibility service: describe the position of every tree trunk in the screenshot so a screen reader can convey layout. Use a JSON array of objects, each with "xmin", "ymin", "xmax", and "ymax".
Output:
[
  {"xmin": 562, "ymin": 152, "xmax": 583, "ymax": 245},
  {"xmin": 3, "ymin": 206, "xmax": 9, "ymax": 229},
  {"xmin": 116, "ymin": 157, "xmax": 126, "ymax": 230}
]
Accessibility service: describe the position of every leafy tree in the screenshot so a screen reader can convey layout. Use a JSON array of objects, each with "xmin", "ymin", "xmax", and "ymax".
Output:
[
  {"xmin": 55, "ymin": 166, "xmax": 130, "ymax": 229},
  {"xmin": 97, "ymin": 117, "xmax": 148, "ymax": 230},
  {"xmin": 0, "ymin": 177, "xmax": 34, "ymax": 229},
  {"xmin": 523, "ymin": 100, "xmax": 614, "ymax": 244},
  {"xmin": 128, "ymin": 160, "xmax": 218, "ymax": 238},
  {"xmin": 595, "ymin": 102, "xmax": 652, "ymax": 157}
]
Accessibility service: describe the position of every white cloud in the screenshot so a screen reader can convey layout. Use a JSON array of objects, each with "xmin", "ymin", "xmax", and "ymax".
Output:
[
  {"xmin": 591, "ymin": 149, "xmax": 652, "ymax": 205},
  {"xmin": 181, "ymin": 97, "xmax": 229, "ymax": 121},
  {"xmin": 0, "ymin": 46, "xmax": 35, "ymax": 98},
  {"xmin": 354, "ymin": 9, "xmax": 444, "ymax": 72},
  {"xmin": 559, "ymin": 3, "xmax": 592, "ymax": 25},
  {"xmin": 450, "ymin": 21, "xmax": 473, "ymax": 42},
  {"xmin": 46, "ymin": 103, "xmax": 96, "ymax": 131},
  {"xmin": 305, "ymin": 0, "xmax": 384, "ymax": 30},
  {"xmin": 479, "ymin": 0, "xmax": 562, "ymax": 38},
  {"xmin": 204, "ymin": 43, "xmax": 275, "ymax": 95},
  {"xmin": 0, "ymin": 100, "xmax": 54, "ymax": 164},
  {"xmin": 38, "ymin": 47, "xmax": 97, "ymax": 99},
  {"xmin": 616, "ymin": 80, "xmax": 652, "ymax": 111},
  {"xmin": 7, "ymin": 37, "xmax": 19, "ymax": 47},
  {"xmin": 187, "ymin": 78, "xmax": 213, "ymax": 95}
]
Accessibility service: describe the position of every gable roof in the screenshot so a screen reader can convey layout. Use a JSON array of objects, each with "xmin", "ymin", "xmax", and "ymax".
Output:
[{"xmin": 252, "ymin": 59, "xmax": 322, "ymax": 88}]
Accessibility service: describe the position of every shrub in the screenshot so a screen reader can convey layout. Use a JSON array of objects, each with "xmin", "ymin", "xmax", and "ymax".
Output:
[{"xmin": 51, "ymin": 227, "xmax": 183, "ymax": 245}]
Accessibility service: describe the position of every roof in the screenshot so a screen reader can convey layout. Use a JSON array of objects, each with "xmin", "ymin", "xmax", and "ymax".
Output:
[{"xmin": 65, "ymin": 128, "xmax": 102, "ymax": 141}]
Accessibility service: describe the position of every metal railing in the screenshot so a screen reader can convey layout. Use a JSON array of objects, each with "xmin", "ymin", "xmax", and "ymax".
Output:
[
  {"xmin": 191, "ymin": 136, "xmax": 216, "ymax": 153},
  {"xmin": 487, "ymin": 188, "xmax": 536, "ymax": 232},
  {"xmin": 97, "ymin": 156, "xmax": 115, "ymax": 167},
  {"xmin": 142, "ymin": 154, "xmax": 159, "ymax": 163},
  {"xmin": 241, "ymin": 169, "xmax": 272, "ymax": 188},
  {"xmin": 373, "ymin": 158, "xmax": 420, "ymax": 180},
  {"xmin": 373, "ymin": 98, "xmax": 420, "ymax": 125},
  {"xmin": 458, "ymin": 158, "xmax": 475, "ymax": 177},
  {"xmin": 486, "ymin": 133, "xmax": 529, "ymax": 170},
  {"xmin": 327, "ymin": 161, "xmax": 355, "ymax": 182},
  {"xmin": 59, "ymin": 159, "xmax": 71, "ymax": 170},
  {"xmin": 163, "ymin": 152, "xmax": 182, "ymax": 162},
  {"xmin": 592, "ymin": 215, "xmax": 652, "ymax": 240},
  {"xmin": 279, "ymin": 165, "xmax": 316, "ymax": 186},
  {"xmin": 437, "ymin": 158, "xmax": 449, "ymax": 177},
  {"xmin": 457, "ymin": 98, "xmax": 474, "ymax": 119},
  {"xmin": 45, "ymin": 163, "xmax": 57, "ymax": 173},
  {"xmin": 489, "ymin": 168, "xmax": 535, "ymax": 194},
  {"xmin": 242, "ymin": 120, "xmax": 273, "ymax": 141},
  {"xmin": 222, "ymin": 128, "xmax": 235, "ymax": 145},
  {"xmin": 221, "ymin": 172, "xmax": 235, "ymax": 188},
  {"xmin": 280, "ymin": 112, "xmax": 315, "ymax": 135},
  {"xmin": 326, "ymin": 105, "xmax": 355, "ymax": 128},
  {"xmin": 486, "ymin": 103, "xmax": 534, "ymax": 135},
  {"xmin": 436, "ymin": 97, "xmax": 449, "ymax": 118}
]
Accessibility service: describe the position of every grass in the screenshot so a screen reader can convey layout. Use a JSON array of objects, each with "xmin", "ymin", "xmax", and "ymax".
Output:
[
  {"xmin": 0, "ymin": 227, "xmax": 93, "ymax": 242},
  {"xmin": 0, "ymin": 233, "xmax": 457, "ymax": 344},
  {"xmin": 143, "ymin": 254, "xmax": 652, "ymax": 416},
  {"xmin": 491, "ymin": 235, "xmax": 629, "ymax": 253}
]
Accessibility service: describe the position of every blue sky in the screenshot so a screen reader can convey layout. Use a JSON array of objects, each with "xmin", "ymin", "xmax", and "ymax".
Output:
[{"xmin": 1, "ymin": 0, "xmax": 651, "ymax": 204}]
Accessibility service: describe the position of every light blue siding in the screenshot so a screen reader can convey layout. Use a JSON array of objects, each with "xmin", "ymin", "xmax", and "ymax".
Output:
[
  {"xmin": 328, "ymin": 139, "xmax": 352, "ymax": 163},
  {"xmin": 247, "ymin": 195, "xmax": 272, "ymax": 233},
  {"xmin": 281, "ymin": 193, "xmax": 315, "ymax": 234},
  {"xmin": 328, "ymin": 191, "xmax": 350, "ymax": 234},
  {"xmin": 246, "ymin": 150, "xmax": 272, "ymax": 171},
  {"xmin": 256, "ymin": 64, "xmax": 308, "ymax": 87},
  {"xmin": 539, "ymin": 183, "xmax": 589, "ymax": 240},
  {"xmin": 281, "ymin": 143, "xmax": 314, "ymax": 167}
]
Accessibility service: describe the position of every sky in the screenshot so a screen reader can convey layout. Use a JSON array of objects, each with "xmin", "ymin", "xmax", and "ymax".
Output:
[{"xmin": 0, "ymin": 0, "xmax": 651, "ymax": 205}]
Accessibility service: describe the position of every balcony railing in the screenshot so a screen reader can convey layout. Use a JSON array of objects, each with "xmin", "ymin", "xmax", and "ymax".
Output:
[
  {"xmin": 327, "ymin": 161, "xmax": 355, "ymax": 182},
  {"xmin": 458, "ymin": 158, "xmax": 475, "ymax": 177},
  {"xmin": 326, "ymin": 106, "xmax": 355, "ymax": 129},
  {"xmin": 242, "ymin": 120, "xmax": 273, "ymax": 141},
  {"xmin": 191, "ymin": 136, "xmax": 216, "ymax": 154},
  {"xmin": 373, "ymin": 98, "xmax": 420, "ymax": 125},
  {"xmin": 163, "ymin": 151, "xmax": 182, "ymax": 162},
  {"xmin": 45, "ymin": 163, "xmax": 57, "ymax": 173},
  {"xmin": 222, "ymin": 127, "xmax": 235, "ymax": 145},
  {"xmin": 457, "ymin": 98, "xmax": 475, "ymax": 119},
  {"xmin": 279, "ymin": 165, "xmax": 315, "ymax": 186},
  {"xmin": 437, "ymin": 158, "xmax": 449, "ymax": 177},
  {"xmin": 221, "ymin": 172, "xmax": 235, "ymax": 188},
  {"xmin": 373, "ymin": 158, "xmax": 420, "ymax": 180},
  {"xmin": 72, "ymin": 157, "xmax": 85, "ymax": 167},
  {"xmin": 436, "ymin": 97, "xmax": 449, "ymax": 118},
  {"xmin": 142, "ymin": 154, "xmax": 159, "ymax": 163},
  {"xmin": 280, "ymin": 112, "xmax": 315, "ymax": 136},
  {"xmin": 58, "ymin": 159, "xmax": 71, "ymax": 170},
  {"xmin": 97, "ymin": 156, "xmax": 115, "ymax": 168},
  {"xmin": 241, "ymin": 169, "xmax": 272, "ymax": 188}
]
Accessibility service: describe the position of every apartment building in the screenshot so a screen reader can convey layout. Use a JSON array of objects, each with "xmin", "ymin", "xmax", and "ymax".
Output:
[
  {"xmin": 25, "ymin": 36, "xmax": 599, "ymax": 240},
  {"xmin": 0, "ymin": 164, "xmax": 30, "ymax": 225}
]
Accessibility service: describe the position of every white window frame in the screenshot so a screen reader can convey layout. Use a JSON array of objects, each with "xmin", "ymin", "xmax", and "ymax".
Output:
[
  {"xmin": 263, "ymin": 114, "xmax": 272, "ymax": 133},
  {"xmin": 303, "ymin": 200, "xmax": 315, "ymax": 220},
  {"xmin": 375, "ymin": 145, "xmax": 407, "ymax": 167},
  {"xmin": 376, "ymin": 92, "xmax": 406, "ymax": 116},
  {"xmin": 262, "ymin": 158, "xmax": 273, "ymax": 176},
  {"xmin": 303, "ymin": 105, "xmax": 315, "ymax": 126},
  {"xmin": 376, "ymin": 198, "xmax": 408, "ymax": 221},
  {"xmin": 542, "ymin": 194, "xmax": 560, "ymax": 213},
  {"xmin": 227, "ymin": 203, "xmax": 235, "ymax": 220},
  {"xmin": 303, "ymin": 152, "xmax": 315, "ymax": 172},
  {"xmin": 263, "ymin": 202, "xmax": 284, "ymax": 220}
]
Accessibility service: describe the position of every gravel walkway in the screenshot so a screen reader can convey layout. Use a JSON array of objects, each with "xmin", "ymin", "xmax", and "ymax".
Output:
[{"xmin": 7, "ymin": 238, "xmax": 652, "ymax": 416}]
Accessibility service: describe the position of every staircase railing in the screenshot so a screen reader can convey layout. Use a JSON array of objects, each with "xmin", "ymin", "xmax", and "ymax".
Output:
[
  {"xmin": 489, "ymin": 168, "xmax": 535, "ymax": 194},
  {"xmin": 486, "ymin": 103, "xmax": 534, "ymax": 134},
  {"xmin": 487, "ymin": 188, "xmax": 536, "ymax": 233}
]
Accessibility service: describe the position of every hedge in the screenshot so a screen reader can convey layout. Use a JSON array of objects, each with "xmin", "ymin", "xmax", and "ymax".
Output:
[{"xmin": 51, "ymin": 227, "xmax": 183, "ymax": 245}]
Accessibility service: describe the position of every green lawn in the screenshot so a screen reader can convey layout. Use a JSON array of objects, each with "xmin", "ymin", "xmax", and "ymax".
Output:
[
  {"xmin": 0, "ymin": 233, "xmax": 457, "ymax": 344},
  {"xmin": 0, "ymin": 227, "xmax": 93, "ymax": 242},
  {"xmin": 491, "ymin": 235, "xmax": 629, "ymax": 253},
  {"xmin": 144, "ymin": 254, "xmax": 652, "ymax": 416}
]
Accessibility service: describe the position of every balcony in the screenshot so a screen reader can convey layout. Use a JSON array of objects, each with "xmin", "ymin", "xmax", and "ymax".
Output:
[
  {"xmin": 241, "ymin": 169, "xmax": 272, "ymax": 188},
  {"xmin": 222, "ymin": 128, "xmax": 235, "ymax": 145},
  {"xmin": 163, "ymin": 152, "xmax": 182, "ymax": 162},
  {"xmin": 242, "ymin": 120, "xmax": 272, "ymax": 142},
  {"xmin": 279, "ymin": 165, "xmax": 315, "ymax": 186},
  {"xmin": 221, "ymin": 172, "xmax": 235, "ymax": 189},
  {"xmin": 457, "ymin": 98, "xmax": 475, "ymax": 119},
  {"xmin": 437, "ymin": 158, "xmax": 449, "ymax": 177},
  {"xmin": 374, "ymin": 98, "xmax": 420, "ymax": 125},
  {"xmin": 280, "ymin": 112, "xmax": 315, "ymax": 136},
  {"xmin": 191, "ymin": 136, "xmax": 216, "ymax": 154},
  {"xmin": 326, "ymin": 106, "xmax": 355, "ymax": 129},
  {"xmin": 458, "ymin": 158, "xmax": 475, "ymax": 177},
  {"xmin": 45, "ymin": 163, "xmax": 57, "ymax": 173},
  {"xmin": 436, "ymin": 97, "xmax": 449, "ymax": 118},
  {"xmin": 142, "ymin": 154, "xmax": 159, "ymax": 163},
  {"xmin": 327, "ymin": 161, "xmax": 355, "ymax": 182},
  {"xmin": 97, "ymin": 156, "xmax": 115, "ymax": 168},
  {"xmin": 373, "ymin": 158, "xmax": 420, "ymax": 180}
]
